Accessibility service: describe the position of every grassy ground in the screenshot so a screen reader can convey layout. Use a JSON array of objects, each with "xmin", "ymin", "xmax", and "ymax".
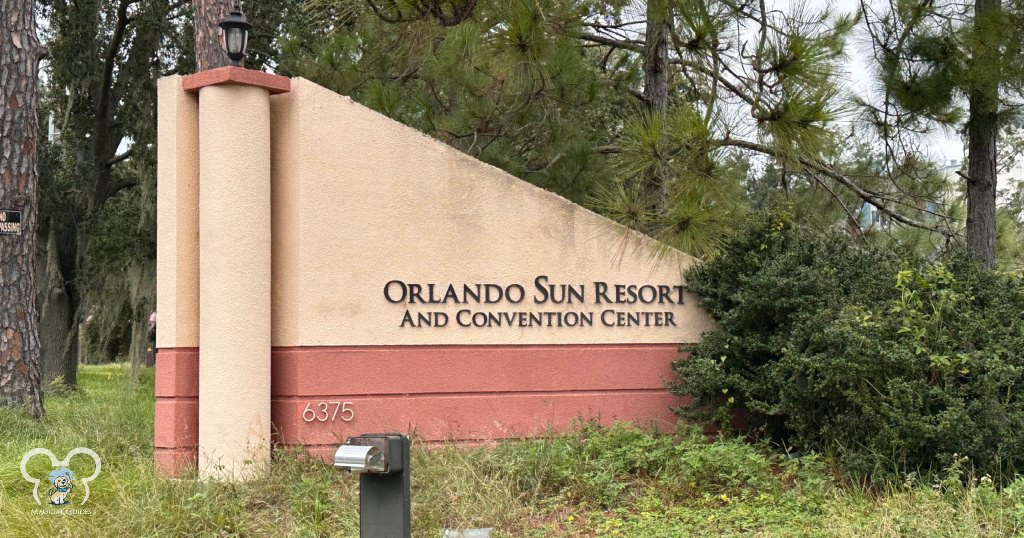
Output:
[{"xmin": 2, "ymin": 365, "xmax": 1023, "ymax": 537}]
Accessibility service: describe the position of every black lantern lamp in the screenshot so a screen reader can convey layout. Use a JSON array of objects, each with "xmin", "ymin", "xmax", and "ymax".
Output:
[{"xmin": 219, "ymin": 3, "xmax": 251, "ymax": 67}]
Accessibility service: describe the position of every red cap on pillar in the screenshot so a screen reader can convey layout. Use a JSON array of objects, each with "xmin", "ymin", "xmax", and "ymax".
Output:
[{"xmin": 183, "ymin": 66, "xmax": 290, "ymax": 95}]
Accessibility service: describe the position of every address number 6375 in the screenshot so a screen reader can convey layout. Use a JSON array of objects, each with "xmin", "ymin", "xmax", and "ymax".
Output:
[{"xmin": 302, "ymin": 401, "xmax": 354, "ymax": 422}]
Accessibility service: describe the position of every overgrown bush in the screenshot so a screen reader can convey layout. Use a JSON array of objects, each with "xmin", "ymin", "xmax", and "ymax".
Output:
[{"xmin": 672, "ymin": 211, "xmax": 1024, "ymax": 481}]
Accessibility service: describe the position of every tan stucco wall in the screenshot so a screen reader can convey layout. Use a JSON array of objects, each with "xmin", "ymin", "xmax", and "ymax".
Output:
[
  {"xmin": 156, "ymin": 72, "xmax": 717, "ymax": 478},
  {"xmin": 156, "ymin": 76, "xmax": 199, "ymax": 349},
  {"xmin": 197, "ymin": 84, "xmax": 272, "ymax": 480},
  {"xmin": 269, "ymin": 78, "xmax": 714, "ymax": 346}
]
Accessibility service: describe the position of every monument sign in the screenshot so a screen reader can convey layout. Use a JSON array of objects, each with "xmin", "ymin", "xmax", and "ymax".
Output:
[{"xmin": 154, "ymin": 68, "xmax": 713, "ymax": 479}]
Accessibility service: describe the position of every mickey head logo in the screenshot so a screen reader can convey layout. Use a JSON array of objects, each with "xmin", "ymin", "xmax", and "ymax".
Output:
[{"xmin": 20, "ymin": 448, "xmax": 102, "ymax": 505}]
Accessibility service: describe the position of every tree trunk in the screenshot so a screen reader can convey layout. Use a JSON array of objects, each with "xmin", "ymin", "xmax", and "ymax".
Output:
[
  {"xmin": 643, "ymin": 0, "xmax": 670, "ymax": 115},
  {"xmin": 641, "ymin": 0, "xmax": 670, "ymax": 225},
  {"xmin": 966, "ymin": 105, "xmax": 998, "ymax": 266},
  {"xmin": 39, "ymin": 228, "xmax": 70, "ymax": 383},
  {"xmin": 35, "ymin": 206, "xmax": 84, "ymax": 384},
  {"xmin": 127, "ymin": 260, "xmax": 155, "ymax": 384},
  {"xmin": 193, "ymin": 0, "xmax": 235, "ymax": 71},
  {"xmin": 965, "ymin": 0, "xmax": 1000, "ymax": 267},
  {"xmin": 38, "ymin": 282, "xmax": 78, "ymax": 385},
  {"xmin": 0, "ymin": 0, "xmax": 45, "ymax": 418}
]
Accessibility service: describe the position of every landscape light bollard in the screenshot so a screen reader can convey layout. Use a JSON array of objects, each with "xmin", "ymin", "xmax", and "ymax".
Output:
[{"xmin": 334, "ymin": 433, "xmax": 412, "ymax": 538}]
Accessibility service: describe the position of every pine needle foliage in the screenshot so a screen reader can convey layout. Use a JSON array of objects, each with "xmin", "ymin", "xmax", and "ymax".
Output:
[
  {"xmin": 272, "ymin": 0, "xmax": 869, "ymax": 257},
  {"xmin": 861, "ymin": 0, "xmax": 1024, "ymax": 264},
  {"xmin": 276, "ymin": 0, "xmax": 628, "ymax": 203},
  {"xmin": 265, "ymin": 0, "xmax": 987, "ymax": 258}
]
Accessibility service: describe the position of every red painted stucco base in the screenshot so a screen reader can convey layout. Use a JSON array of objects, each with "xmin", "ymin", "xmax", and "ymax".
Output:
[{"xmin": 154, "ymin": 345, "xmax": 688, "ymax": 476}]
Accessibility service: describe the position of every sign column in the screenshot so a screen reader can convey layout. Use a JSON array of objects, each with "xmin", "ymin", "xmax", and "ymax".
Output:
[{"xmin": 183, "ymin": 67, "xmax": 290, "ymax": 480}]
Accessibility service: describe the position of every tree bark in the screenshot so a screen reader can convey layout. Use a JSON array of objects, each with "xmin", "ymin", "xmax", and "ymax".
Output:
[
  {"xmin": 643, "ymin": 0, "xmax": 670, "ymax": 115},
  {"xmin": 0, "ymin": 0, "xmax": 45, "ymax": 418},
  {"xmin": 193, "ymin": 0, "xmax": 234, "ymax": 71},
  {"xmin": 641, "ymin": 0, "xmax": 670, "ymax": 225},
  {"xmin": 127, "ymin": 260, "xmax": 155, "ymax": 384},
  {"xmin": 37, "ymin": 227, "xmax": 78, "ymax": 385},
  {"xmin": 965, "ymin": 0, "xmax": 1000, "ymax": 267}
]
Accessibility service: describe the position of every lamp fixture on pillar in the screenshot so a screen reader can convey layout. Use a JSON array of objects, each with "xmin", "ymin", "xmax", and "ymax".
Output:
[{"xmin": 219, "ymin": 3, "xmax": 251, "ymax": 67}]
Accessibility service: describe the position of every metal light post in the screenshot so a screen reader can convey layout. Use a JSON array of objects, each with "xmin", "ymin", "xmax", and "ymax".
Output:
[{"xmin": 335, "ymin": 434, "xmax": 412, "ymax": 538}]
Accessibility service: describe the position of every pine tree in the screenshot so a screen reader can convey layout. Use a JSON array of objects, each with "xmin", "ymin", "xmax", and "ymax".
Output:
[
  {"xmin": 579, "ymin": 1, "xmax": 950, "ymax": 255},
  {"xmin": 863, "ymin": 0, "xmax": 1024, "ymax": 266},
  {"xmin": 273, "ymin": 0, "xmax": 623, "ymax": 204},
  {"xmin": 0, "ymin": 0, "xmax": 46, "ymax": 417},
  {"xmin": 194, "ymin": 0, "xmax": 234, "ymax": 70},
  {"xmin": 275, "ymin": 1, "xmax": 957, "ymax": 257}
]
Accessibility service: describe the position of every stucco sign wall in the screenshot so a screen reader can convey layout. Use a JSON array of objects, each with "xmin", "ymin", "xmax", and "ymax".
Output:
[{"xmin": 154, "ymin": 68, "xmax": 713, "ymax": 479}]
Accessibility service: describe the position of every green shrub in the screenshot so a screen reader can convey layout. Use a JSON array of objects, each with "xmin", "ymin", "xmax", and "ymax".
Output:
[{"xmin": 672, "ymin": 211, "xmax": 1024, "ymax": 481}]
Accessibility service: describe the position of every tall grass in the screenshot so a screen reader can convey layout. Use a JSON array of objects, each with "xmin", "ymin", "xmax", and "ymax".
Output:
[{"xmin": 1, "ymin": 364, "xmax": 1022, "ymax": 537}]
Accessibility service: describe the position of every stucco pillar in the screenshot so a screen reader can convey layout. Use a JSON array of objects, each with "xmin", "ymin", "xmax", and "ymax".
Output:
[
  {"xmin": 154, "ymin": 75, "xmax": 200, "ymax": 477},
  {"xmin": 183, "ymin": 67, "xmax": 290, "ymax": 480}
]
